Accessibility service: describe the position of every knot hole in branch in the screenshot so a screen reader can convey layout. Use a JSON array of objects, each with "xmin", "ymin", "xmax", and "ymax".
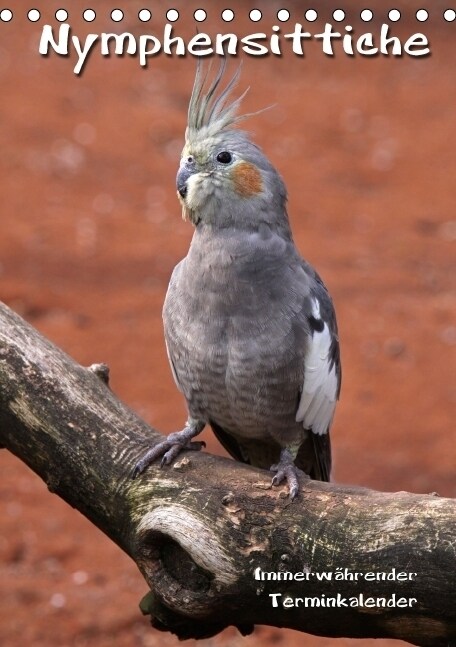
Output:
[{"xmin": 138, "ymin": 530, "xmax": 213, "ymax": 594}]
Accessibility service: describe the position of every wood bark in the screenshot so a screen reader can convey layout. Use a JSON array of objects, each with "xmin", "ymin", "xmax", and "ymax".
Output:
[{"xmin": 0, "ymin": 301, "xmax": 455, "ymax": 647}]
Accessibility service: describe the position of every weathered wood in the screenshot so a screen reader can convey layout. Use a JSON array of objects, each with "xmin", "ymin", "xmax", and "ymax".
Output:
[{"xmin": 0, "ymin": 301, "xmax": 455, "ymax": 646}]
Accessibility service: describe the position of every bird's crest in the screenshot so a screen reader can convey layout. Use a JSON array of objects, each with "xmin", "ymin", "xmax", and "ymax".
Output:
[{"xmin": 186, "ymin": 59, "xmax": 264, "ymax": 141}]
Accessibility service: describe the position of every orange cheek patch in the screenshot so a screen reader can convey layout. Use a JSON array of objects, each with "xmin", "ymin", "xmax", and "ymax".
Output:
[{"xmin": 231, "ymin": 161, "xmax": 263, "ymax": 197}]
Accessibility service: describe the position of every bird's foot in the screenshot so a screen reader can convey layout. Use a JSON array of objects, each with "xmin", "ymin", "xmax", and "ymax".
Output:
[
  {"xmin": 270, "ymin": 449, "xmax": 308, "ymax": 499},
  {"xmin": 132, "ymin": 420, "xmax": 205, "ymax": 479}
]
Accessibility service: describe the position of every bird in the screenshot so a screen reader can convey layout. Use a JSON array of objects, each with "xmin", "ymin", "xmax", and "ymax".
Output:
[{"xmin": 133, "ymin": 61, "xmax": 341, "ymax": 498}]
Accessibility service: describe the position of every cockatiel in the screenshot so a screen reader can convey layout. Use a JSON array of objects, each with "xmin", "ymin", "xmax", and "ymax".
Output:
[{"xmin": 133, "ymin": 62, "xmax": 341, "ymax": 498}]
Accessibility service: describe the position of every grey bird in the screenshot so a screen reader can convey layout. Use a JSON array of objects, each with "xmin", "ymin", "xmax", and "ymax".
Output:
[{"xmin": 133, "ymin": 63, "xmax": 341, "ymax": 498}]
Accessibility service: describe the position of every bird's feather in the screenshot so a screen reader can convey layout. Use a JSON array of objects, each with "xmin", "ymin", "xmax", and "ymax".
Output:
[{"xmin": 296, "ymin": 297, "xmax": 340, "ymax": 436}]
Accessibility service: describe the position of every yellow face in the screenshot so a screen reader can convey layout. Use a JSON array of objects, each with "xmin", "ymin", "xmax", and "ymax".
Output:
[{"xmin": 179, "ymin": 138, "xmax": 265, "ymax": 224}]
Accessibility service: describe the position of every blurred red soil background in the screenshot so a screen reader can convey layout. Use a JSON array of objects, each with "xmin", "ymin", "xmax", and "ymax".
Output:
[{"xmin": 0, "ymin": 1, "xmax": 454, "ymax": 646}]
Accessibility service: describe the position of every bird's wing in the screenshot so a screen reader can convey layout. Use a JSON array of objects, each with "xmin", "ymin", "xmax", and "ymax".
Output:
[
  {"xmin": 163, "ymin": 261, "xmax": 186, "ymax": 394},
  {"xmin": 164, "ymin": 337, "xmax": 183, "ymax": 392},
  {"xmin": 303, "ymin": 430, "xmax": 332, "ymax": 482},
  {"xmin": 295, "ymin": 283, "xmax": 341, "ymax": 480},
  {"xmin": 296, "ymin": 294, "xmax": 340, "ymax": 435}
]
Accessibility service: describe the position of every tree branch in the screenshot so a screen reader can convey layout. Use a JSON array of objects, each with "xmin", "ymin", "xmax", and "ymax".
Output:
[{"xmin": 0, "ymin": 301, "xmax": 455, "ymax": 646}]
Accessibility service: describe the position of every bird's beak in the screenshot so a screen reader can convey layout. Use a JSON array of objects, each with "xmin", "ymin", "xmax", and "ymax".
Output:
[{"xmin": 176, "ymin": 166, "xmax": 195, "ymax": 200}]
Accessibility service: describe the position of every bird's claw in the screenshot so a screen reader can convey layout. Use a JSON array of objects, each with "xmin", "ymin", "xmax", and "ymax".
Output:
[
  {"xmin": 132, "ymin": 428, "xmax": 205, "ymax": 479},
  {"xmin": 159, "ymin": 439, "xmax": 206, "ymax": 467},
  {"xmin": 271, "ymin": 465, "xmax": 300, "ymax": 499},
  {"xmin": 270, "ymin": 454, "xmax": 308, "ymax": 499}
]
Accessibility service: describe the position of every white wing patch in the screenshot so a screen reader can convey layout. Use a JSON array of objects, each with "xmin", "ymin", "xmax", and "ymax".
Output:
[{"xmin": 296, "ymin": 298, "xmax": 338, "ymax": 435}]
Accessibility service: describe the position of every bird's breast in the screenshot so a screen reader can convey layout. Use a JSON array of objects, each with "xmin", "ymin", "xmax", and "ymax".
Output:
[{"xmin": 163, "ymin": 232, "xmax": 308, "ymax": 439}]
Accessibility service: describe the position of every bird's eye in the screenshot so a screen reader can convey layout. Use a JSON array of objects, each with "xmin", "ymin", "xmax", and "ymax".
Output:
[
  {"xmin": 216, "ymin": 151, "xmax": 232, "ymax": 164},
  {"xmin": 186, "ymin": 155, "xmax": 194, "ymax": 164}
]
